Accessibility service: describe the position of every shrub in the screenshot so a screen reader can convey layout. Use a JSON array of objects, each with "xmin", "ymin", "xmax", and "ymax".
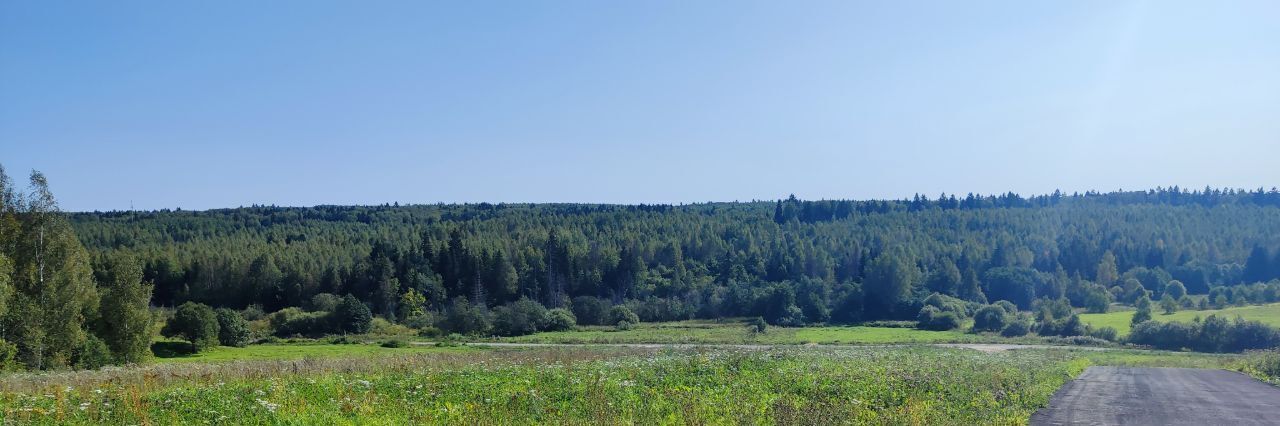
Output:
[
  {"xmin": 162, "ymin": 302, "xmax": 220, "ymax": 352},
  {"xmin": 442, "ymin": 297, "xmax": 491, "ymax": 335},
  {"xmin": 380, "ymin": 339, "xmax": 408, "ymax": 348},
  {"xmin": 1160, "ymin": 295, "xmax": 1178, "ymax": 315},
  {"xmin": 402, "ymin": 314, "xmax": 433, "ymax": 330},
  {"xmin": 993, "ymin": 300, "xmax": 1018, "ymax": 314},
  {"xmin": 971, "ymin": 305, "xmax": 1009, "ymax": 333},
  {"xmin": 268, "ymin": 308, "xmax": 331, "ymax": 337},
  {"xmin": 74, "ymin": 335, "xmax": 114, "ymax": 370},
  {"xmin": 916, "ymin": 306, "xmax": 961, "ymax": 331},
  {"xmin": 215, "ymin": 308, "xmax": 252, "ymax": 347},
  {"xmin": 417, "ymin": 326, "xmax": 444, "ymax": 338},
  {"xmin": 240, "ymin": 304, "xmax": 266, "ymax": 321},
  {"xmin": 609, "ymin": 305, "xmax": 640, "ymax": 327},
  {"xmin": 748, "ymin": 316, "xmax": 768, "ymax": 333},
  {"xmin": 1001, "ymin": 320, "xmax": 1031, "ymax": 337},
  {"xmin": 1089, "ymin": 326, "xmax": 1119, "ymax": 342},
  {"xmin": 1038, "ymin": 314, "xmax": 1086, "ymax": 337},
  {"xmin": 0, "ymin": 339, "xmax": 18, "ymax": 372},
  {"xmin": 546, "ymin": 309, "xmax": 577, "ymax": 331},
  {"xmin": 571, "ymin": 296, "xmax": 611, "ymax": 326},
  {"xmin": 333, "ymin": 295, "xmax": 373, "ymax": 334},
  {"xmin": 1131, "ymin": 296, "xmax": 1153, "ymax": 325},
  {"xmin": 615, "ymin": 320, "xmax": 634, "ymax": 331},
  {"xmin": 308, "ymin": 293, "xmax": 342, "ymax": 312},
  {"xmin": 1127, "ymin": 315, "xmax": 1280, "ymax": 352},
  {"xmin": 324, "ymin": 335, "xmax": 361, "ymax": 345},
  {"xmin": 1041, "ymin": 336, "xmax": 1113, "ymax": 347},
  {"xmin": 492, "ymin": 298, "xmax": 551, "ymax": 336}
]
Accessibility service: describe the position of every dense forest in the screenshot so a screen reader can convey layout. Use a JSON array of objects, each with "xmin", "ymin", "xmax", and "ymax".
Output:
[
  {"xmin": 70, "ymin": 183, "xmax": 1280, "ymax": 328},
  {"xmin": 5, "ymin": 161, "xmax": 1280, "ymax": 370}
]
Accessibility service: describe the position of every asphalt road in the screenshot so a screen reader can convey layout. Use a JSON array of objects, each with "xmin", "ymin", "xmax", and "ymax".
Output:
[{"xmin": 1031, "ymin": 366, "xmax": 1280, "ymax": 425}]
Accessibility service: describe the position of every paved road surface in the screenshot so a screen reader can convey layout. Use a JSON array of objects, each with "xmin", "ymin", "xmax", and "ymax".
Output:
[{"xmin": 1031, "ymin": 366, "xmax": 1280, "ymax": 425}]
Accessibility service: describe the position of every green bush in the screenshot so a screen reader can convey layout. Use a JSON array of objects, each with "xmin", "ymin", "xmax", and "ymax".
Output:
[
  {"xmin": 1001, "ymin": 320, "xmax": 1031, "ymax": 337},
  {"xmin": 0, "ymin": 339, "xmax": 19, "ymax": 372},
  {"xmin": 748, "ymin": 316, "xmax": 768, "ymax": 333},
  {"xmin": 268, "ymin": 308, "xmax": 331, "ymax": 337},
  {"xmin": 1089, "ymin": 326, "xmax": 1119, "ymax": 342},
  {"xmin": 570, "ymin": 296, "xmax": 611, "ymax": 326},
  {"xmin": 417, "ymin": 326, "xmax": 444, "ymax": 338},
  {"xmin": 442, "ymin": 297, "xmax": 491, "ymax": 335},
  {"xmin": 324, "ymin": 335, "xmax": 361, "ymax": 345},
  {"xmin": 380, "ymin": 339, "xmax": 408, "ymax": 348},
  {"xmin": 162, "ymin": 302, "xmax": 220, "ymax": 352},
  {"xmin": 546, "ymin": 308, "xmax": 577, "ymax": 331},
  {"xmin": 609, "ymin": 305, "xmax": 640, "ymax": 327},
  {"xmin": 491, "ymin": 298, "xmax": 550, "ymax": 336},
  {"xmin": 916, "ymin": 306, "xmax": 961, "ymax": 331},
  {"xmin": 616, "ymin": 320, "xmax": 635, "ymax": 331},
  {"xmin": 971, "ymin": 305, "xmax": 1009, "ymax": 333},
  {"xmin": 215, "ymin": 308, "xmax": 252, "ymax": 347},
  {"xmin": 333, "ymin": 295, "xmax": 373, "ymax": 334},
  {"xmin": 74, "ymin": 335, "xmax": 114, "ymax": 370}
]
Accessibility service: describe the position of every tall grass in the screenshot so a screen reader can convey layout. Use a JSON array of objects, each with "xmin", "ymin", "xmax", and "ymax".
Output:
[{"xmin": 0, "ymin": 347, "xmax": 1091, "ymax": 425}]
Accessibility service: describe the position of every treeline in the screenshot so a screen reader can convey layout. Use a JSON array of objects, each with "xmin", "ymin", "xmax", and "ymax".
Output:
[{"xmin": 68, "ymin": 185, "xmax": 1280, "ymax": 328}]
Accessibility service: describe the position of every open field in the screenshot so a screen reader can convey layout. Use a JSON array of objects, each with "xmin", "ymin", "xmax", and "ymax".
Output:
[
  {"xmin": 151, "ymin": 341, "xmax": 475, "ymax": 364},
  {"xmin": 492, "ymin": 320, "xmax": 992, "ymax": 345},
  {"xmin": 1080, "ymin": 303, "xmax": 1280, "ymax": 336},
  {"xmin": 0, "ymin": 345, "xmax": 1241, "ymax": 425}
]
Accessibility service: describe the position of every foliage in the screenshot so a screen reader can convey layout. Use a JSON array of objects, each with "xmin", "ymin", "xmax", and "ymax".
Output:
[
  {"xmin": 971, "ymin": 305, "xmax": 1009, "ymax": 332},
  {"xmin": 332, "ymin": 295, "xmax": 373, "ymax": 334},
  {"xmin": 441, "ymin": 297, "xmax": 490, "ymax": 335},
  {"xmin": 97, "ymin": 253, "xmax": 154, "ymax": 364},
  {"xmin": 1131, "ymin": 296, "xmax": 1153, "ymax": 326},
  {"xmin": 748, "ymin": 316, "xmax": 768, "ymax": 333},
  {"xmin": 545, "ymin": 308, "xmax": 576, "ymax": 331},
  {"xmin": 379, "ymin": 338, "xmax": 408, "ymax": 348},
  {"xmin": 570, "ymin": 296, "xmax": 611, "ymax": 326},
  {"xmin": 1001, "ymin": 320, "xmax": 1032, "ymax": 337},
  {"xmin": 73, "ymin": 335, "xmax": 113, "ymax": 370},
  {"xmin": 608, "ymin": 305, "xmax": 640, "ymax": 327},
  {"xmin": 215, "ymin": 308, "xmax": 251, "ymax": 347},
  {"xmin": 491, "ymin": 298, "xmax": 550, "ymax": 336},
  {"xmin": 162, "ymin": 302, "xmax": 220, "ymax": 352},
  {"xmin": 1128, "ymin": 314, "xmax": 1280, "ymax": 352}
]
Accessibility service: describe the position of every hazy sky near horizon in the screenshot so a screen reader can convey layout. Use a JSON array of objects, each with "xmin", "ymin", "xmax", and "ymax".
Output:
[{"xmin": 3, "ymin": 1, "xmax": 1278, "ymax": 211}]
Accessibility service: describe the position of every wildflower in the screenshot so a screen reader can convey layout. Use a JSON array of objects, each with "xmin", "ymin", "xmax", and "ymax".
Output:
[
  {"xmin": 78, "ymin": 402, "xmax": 90, "ymax": 411},
  {"xmin": 256, "ymin": 398, "xmax": 279, "ymax": 413}
]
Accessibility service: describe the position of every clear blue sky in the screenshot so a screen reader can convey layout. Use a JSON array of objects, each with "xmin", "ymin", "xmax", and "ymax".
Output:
[{"xmin": 3, "ymin": 1, "xmax": 1278, "ymax": 211}]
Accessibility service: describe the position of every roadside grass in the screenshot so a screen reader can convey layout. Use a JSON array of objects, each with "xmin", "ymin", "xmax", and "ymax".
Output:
[
  {"xmin": 494, "ymin": 320, "xmax": 990, "ymax": 345},
  {"xmin": 0, "ymin": 346, "xmax": 1126, "ymax": 425},
  {"xmin": 1080, "ymin": 302, "xmax": 1280, "ymax": 336}
]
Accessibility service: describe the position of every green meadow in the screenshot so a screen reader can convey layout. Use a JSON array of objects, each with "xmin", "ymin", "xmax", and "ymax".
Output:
[
  {"xmin": 0, "ymin": 346, "xmax": 1237, "ymax": 425},
  {"xmin": 493, "ymin": 320, "xmax": 988, "ymax": 345},
  {"xmin": 1080, "ymin": 303, "xmax": 1280, "ymax": 336}
]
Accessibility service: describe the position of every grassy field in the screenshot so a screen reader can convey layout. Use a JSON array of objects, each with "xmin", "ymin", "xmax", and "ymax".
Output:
[
  {"xmin": 150, "ymin": 341, "xmax": 475, "ymax": 364},
  {"xmin": 3, "ymin": 345, "xmax": 1234, "ymax": 425},
  {"xmin": 493, "ymin": 320, "xmax": 991, "ymax": 345},
  {"xmin": 1080, "ymin": 302, "xmax": 1280, "ymax": 336}
]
